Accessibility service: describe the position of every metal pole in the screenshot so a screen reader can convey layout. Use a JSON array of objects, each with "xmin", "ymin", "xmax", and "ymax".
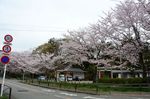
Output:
[
  {"xmin": 9, "ymin": 87, "xmax": 12, "ymax": 99},
  {"xmin": 1, "ymin": 64, "xmax": 7, "ymax": 96}
]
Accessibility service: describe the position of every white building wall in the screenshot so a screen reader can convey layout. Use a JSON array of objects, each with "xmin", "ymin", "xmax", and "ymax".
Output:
[
  {"xmin": 139, "ymin": 73, "xmax": 143, "ymax": 78},
  {"xmin": 118, "ymin": 73, "xmax": 121, "ymax": 78}
]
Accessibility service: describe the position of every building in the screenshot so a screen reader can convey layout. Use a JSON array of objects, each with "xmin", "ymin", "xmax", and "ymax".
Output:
[
  {"xmin": 97, "ymin": 67, "xmax": 150, "ymax": 79},
  {"xmin": 56, "ymin": 66, "xmax": 85, "ymax": 81}
]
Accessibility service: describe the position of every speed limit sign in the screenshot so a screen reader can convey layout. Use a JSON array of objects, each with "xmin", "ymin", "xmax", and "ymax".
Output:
[{"xmin": 4, "ymin": 34, "xmax": 13, "ymax": 42}]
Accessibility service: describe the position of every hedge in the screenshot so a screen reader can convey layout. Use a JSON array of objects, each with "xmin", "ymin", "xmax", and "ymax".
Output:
[{"xmin": 98, "ymin": 78, "xmax": 149, "ymax": 84}]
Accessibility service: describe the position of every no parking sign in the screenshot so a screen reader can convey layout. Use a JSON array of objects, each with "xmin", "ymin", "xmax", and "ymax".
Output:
[{"xmin": 1, "ymin": 56, "xmax": 10, "ymax": 64}]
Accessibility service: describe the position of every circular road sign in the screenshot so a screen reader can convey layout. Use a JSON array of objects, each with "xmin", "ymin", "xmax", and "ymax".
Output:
[
  {"xmin": 2, "ymin": 45, "xmax": 11, "ymax": 53},
  {"xmin": 4, "ymin": 34, "xmax": 13, "ymax": 42},
  {"xmin": 1, "ymin": 56, "xmax": 10, "ymax": 64}
]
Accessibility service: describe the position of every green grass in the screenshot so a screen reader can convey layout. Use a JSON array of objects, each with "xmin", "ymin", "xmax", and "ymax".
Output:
[
  {"xmin": 0, "ymin": 96, "xmax": 8, "ymax": 99},
  {"xmin": 23, "ymin": 79, "xmax": 150, "ymax": 94}
]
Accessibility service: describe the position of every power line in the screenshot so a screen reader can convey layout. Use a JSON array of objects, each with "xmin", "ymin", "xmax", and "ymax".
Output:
[
  {"xmin": 0, "ymin": 23, "xmax": 68, "ymax": 29},
  {"xmin": 0, "ymin": 23, "xmax": 68, "ymax": 32},
  {"xmin": 0, "ymin": 28, "xmax": 66, "ymax": 32}
]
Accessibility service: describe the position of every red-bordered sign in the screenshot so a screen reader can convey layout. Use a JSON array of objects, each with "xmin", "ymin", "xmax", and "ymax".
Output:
[
  {"xmin": 1, "ymin": 56, "xmax": 10, "ymax": 64},
  {"xmin": 2, "ymin": 45, "xmax": 11, "ymax": 53},
  {"xmin": 4, "ymin": 34, "xmax": 13, "ymax": 42}
]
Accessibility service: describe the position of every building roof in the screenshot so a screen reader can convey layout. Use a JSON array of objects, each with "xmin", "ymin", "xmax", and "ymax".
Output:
[
  {"xmin": 99, "ymin": 69, "xmax": 143, "ymax": 73},
  {"xmin": 57, "ymin": 66, "xmax": 85, "ymax": 72}
]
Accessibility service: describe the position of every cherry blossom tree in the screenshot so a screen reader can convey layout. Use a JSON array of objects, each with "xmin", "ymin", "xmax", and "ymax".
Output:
[
  {"xmin": 63, "ymin": 28, "xmax": 119, "ymax": 70},
  {"xmin": 61, "ymin": 0, "xmax": 150, "ymax": 79},
  {"xmin": 10, "ymin": 52, "xmax": 41, "ymax": 73},
  {"xmin": 97, "ymin": 0, "xmax": 150, "ymax": 78},
  {"xmin": 7, "ymin": 51, "xmax": 55, "ymax": 81},
  {"xmin": 6, "ymin": 0, "xmax": 150, "ymax": 80},
  {"xmin": 9, "ymin": 51, "xmax": 41, "ymax": 81}
]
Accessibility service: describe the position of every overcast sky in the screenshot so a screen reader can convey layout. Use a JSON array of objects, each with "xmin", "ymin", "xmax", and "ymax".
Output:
[{"xmin": 0, "ymin": 0, "xmax": 120, "ymax": 52}]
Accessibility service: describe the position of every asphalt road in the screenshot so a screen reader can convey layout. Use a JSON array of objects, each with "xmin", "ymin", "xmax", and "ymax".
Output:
[{"xmin": 1, "ymin": 79, "xmax": 150, "ymax": 99}]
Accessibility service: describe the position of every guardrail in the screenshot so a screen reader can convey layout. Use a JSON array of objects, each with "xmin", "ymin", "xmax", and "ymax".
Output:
[{"xmin": 0, "ymin": 84, "xmax": 12, "ymax": 99}]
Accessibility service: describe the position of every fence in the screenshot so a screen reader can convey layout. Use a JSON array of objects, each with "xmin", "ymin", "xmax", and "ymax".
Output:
[
  {"xmin": 0, "ymin": 84, "xmax": 12, "ymax": 99},
  {"xmin": 24, "ymin": 79, "xmax": 150, "ymax": 95}
]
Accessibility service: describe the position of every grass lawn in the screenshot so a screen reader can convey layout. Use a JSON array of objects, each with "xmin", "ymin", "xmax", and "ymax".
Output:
[
  {"xmin": 23, "ymin": 79, "xmax": 150, "ymax": 95},
  {"xmin": 0, "ymin": 96, "xmax": 8, "ymax": 99}
]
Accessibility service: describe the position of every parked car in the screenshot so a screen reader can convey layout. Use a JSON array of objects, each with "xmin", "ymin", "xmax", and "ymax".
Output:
[
  {"xmin": 67, "ymin": 76, "xmax": 73, "ymax": 81},
  {"xmin": 74, "ymin": 76, "xmax": 79, "ymax": 81},
  {"xmin": 38, "ymin": 76, "xmax": 46, "ymax": 80},
  {"xmin": 59, "ymin": 75, "xmax": 65, "ymax": 81}
]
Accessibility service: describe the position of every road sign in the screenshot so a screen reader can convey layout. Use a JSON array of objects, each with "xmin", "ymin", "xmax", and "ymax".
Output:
[
  {"xmin": 1, "ymin": 56, "xmax": 10, "ymax": 64},
  {"xmin": 0, "ymin": 34, "xmax": 13, "ymax": 97},
  {"xmin": 2, "ymin": 45, "xmax": 11, "ymax": 53},
  {"xmin": 4, "ymin": 34, "xmax": 13, "ymax": 42}
]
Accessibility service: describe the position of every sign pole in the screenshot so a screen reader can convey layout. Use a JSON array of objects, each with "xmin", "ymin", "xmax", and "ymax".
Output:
[
  {"xmin": 1, "ymin": 64, "xmax": 7, "ymax": 96},
  {"xmin": 0, "ymin": 34, "xmax": 13, "ymax": 96}
]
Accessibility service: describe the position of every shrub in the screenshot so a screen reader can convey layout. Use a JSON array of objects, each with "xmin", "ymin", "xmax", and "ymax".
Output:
[{"xmin": 98, "ymin": 78, "xmax": 147, "ymax": 84}]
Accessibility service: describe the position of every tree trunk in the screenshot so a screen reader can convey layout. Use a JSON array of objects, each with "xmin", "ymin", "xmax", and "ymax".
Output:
[
  {"xmin": 22, "ymin": 72, "xmax": 25, "ymax": 82},
  {"xmin": 132, "ymin": 25, "xmax": 147, "ymax": 78},
  {"xmin": 31, "ymin": 73, "xmax": 34, "ymax": 83},
  {"xmin": 93, "ymin": 66, "xmax": 97, "ymax": 83},
  {"xmin": 139, "ymin": 52, "xmax": 147, "ymax": 78}
]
